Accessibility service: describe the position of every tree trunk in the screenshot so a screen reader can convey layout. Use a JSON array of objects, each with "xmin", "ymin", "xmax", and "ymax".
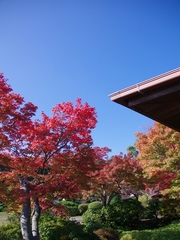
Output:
[
  {"xmin": 101, "ymin": 194, "xmax": 107, "ymax": 207},
  {"xmin": 32, "ymin": 198, "xmax": 41, "ymax": 240},
  {"xmin": 106, "ymin": 193, "xmax": 117, "ymax": 206},
  {"xmin": 20, "ymin": 179, "xmax": 33, "ymax": 240}
]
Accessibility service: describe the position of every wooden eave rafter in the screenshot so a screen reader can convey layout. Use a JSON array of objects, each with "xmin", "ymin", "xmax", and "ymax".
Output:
[{"xmin": 109, "ymin": 67, "xmax": 180, "ymax": 132}]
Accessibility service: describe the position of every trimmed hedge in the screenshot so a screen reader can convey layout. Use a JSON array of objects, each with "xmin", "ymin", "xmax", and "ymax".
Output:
[
  {"xmin": 88, "ymin": 201, "xmax": 103, "ymax": 211},
  {"xmin": 78, "ymin": 203, "xmax": 89, "ymax": 215},
  {"xmin": 120, "ymin": 221, "xmax": 180, "ymax": 240}
]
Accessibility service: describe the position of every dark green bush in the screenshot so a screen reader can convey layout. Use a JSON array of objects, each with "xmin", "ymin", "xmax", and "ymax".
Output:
[
  {"xmin": 103, "ymin": 199, "xmax": 143, "ymax": 229},
  {"xmin": 94, "ymin": 228, "xmax": 119, "ymax": 240},
  {"xmin": 139, "ymin": 198, "xmax": 159, "ymax": 220},
  {"xmin": 0, "ymin": 202, "xmax": 7, "ymax": 212},
  {"xmin": 60, "ymin": 200, "xmax": 80, "ymax": 216},
  {"xmin": 83, "ymin": 199, "xmax": 144, "ymax": 231},
  {"xmin": 139, "ymin": 197, "xmax": 180, "ymax": 222},
  {"xmin": 110, "ymin": 195, "xmax": 121, "ymax": 205},
  {"xmin": 159, "ymin": 198, "xmax": 180, "ymax": 220},
  {"xmin": 78, "ymin": 203, "xmax": 89, "ymax": 215}
]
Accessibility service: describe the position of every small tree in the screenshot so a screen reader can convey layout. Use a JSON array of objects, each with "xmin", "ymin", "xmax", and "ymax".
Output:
[
  {"xmin": 83, "ymin": 153, "xmax": 145, "ymax": 207},
  {"xmin": 135, "ymin": 122, "xmax": 179, "ymax": 197}
]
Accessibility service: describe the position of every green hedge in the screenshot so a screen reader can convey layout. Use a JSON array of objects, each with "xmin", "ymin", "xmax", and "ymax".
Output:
[
  {"xmin": 120, "ymin": 221, "xmax": 180, "ymax": 240},
  {"xmin": 88, "ymin": 201, "xmax": 103, "ymax": 211},
  {"xmin": 78, "ymin": 203, "xmax": 89, "ymax": 215}
]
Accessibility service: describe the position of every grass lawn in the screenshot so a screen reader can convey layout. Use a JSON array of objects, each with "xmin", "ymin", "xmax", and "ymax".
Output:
[
  {"xmin": 0, "ymin": 212, "xmax": 8, "ymax": 226},
  {"xmin": 120, "ymin": 221, "xmax": 180, "ymax": 240}
]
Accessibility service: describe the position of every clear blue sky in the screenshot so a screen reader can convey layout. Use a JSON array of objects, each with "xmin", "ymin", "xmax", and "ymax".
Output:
[{"xmin": 0, "ymin": 1, "xmax": 180, "ymax": 156}]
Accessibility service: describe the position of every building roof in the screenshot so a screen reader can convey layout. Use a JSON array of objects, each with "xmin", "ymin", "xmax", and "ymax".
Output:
[{"xmin": 109, "ymin": 67, "xmax": 180, "ymax": 132}]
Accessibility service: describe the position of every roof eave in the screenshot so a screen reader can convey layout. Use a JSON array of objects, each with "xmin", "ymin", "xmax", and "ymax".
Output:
[{"xmin": 109, "ymin": 67, "xmax": 180, "ymax": 103}]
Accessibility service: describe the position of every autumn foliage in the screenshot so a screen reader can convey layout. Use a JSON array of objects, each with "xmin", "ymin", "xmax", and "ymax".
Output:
[
  {"xmin": 0, "ymin": 74, "xmax": 112, "ymax": 240},
  {"xmin": 83, "ymin": 153, "xmax": 145, "ymax": 206},
  {"xmin": 0, "ymin": 74, "xmax": 110, "ymax": 213},
  {"xmin": 135, "ymin": 122, "xmax": 180, "ymax": 198}
]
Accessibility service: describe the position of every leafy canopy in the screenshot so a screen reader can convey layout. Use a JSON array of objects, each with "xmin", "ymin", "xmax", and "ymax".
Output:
[{"xmin": 0, "ymin": 74, "xmax": 108, "ymax": 213}]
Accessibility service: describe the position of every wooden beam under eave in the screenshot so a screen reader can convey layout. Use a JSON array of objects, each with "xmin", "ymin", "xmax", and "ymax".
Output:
[{"xmin": 128, "ymin": 83, "xmax": 180, "ymax": 107}]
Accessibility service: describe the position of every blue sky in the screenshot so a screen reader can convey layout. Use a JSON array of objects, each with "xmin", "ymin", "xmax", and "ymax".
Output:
[{"xmin": 0, "ymin": 1, "xmax": 180, "ymax": 156}]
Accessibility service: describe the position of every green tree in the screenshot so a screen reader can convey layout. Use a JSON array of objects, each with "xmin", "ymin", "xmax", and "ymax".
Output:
[{"xmin": 126, "ymin": 146, "xmax": 139, "ymax": 158}]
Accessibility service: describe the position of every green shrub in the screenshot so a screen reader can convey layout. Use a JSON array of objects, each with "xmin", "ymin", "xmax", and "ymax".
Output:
[
  {"xmin": 82, "ymin": 201, "xmax": 103, "ymax": 231},
  {"xmin": 0, "ymin": 202, "xmax": 7, "ymax": 212},
  {"xmin": 103, "ymin": 199, "xmax": 143, "ymax": 229},
  {"xmin": 120, "ymin": 233, "xmax": 133, "ymax": 240},
  {"xmin": 60, "ymin": 200, "xmax": 80, "ymax": 216},
  {"xmin": 138, "ymin": 194, "xmax": 150, "ymax": 208},
  {"xmin": 78, "ymin": 203, "xmax": 89, "ymax": 215},
  {"xmin": 0, "ymin": 222, "xmax": 21, "ymax": 240},
  {"xmin": 159, "ymin": 198, "xmax": 180, "ymax": 220},
  {"xmin": 94, "ymin": 228, "xmax": 119, "ymax": 240},
  {"xmin": 139, "ymin": 198, "xmax": 159, "ymax": 220},
  {"xmin": 139, "ymin": 197, "xmax": 180, "ymax": 222},
  {"xmin": 83, "ymin": 199, "xmax": 144, "ymax": 232},
  {"xmin": 88, "ymin": 201, "xmax": 103, "ymax": 211},
  {"xmin": 119, "ymin": 221, "xmax": 180, "ymax": 240},
  {"xmin": 82, "ymin": 208, "xmax": 103, "ymax": 231},
  {"xmin": 110, "ymin": 195, "xmax": 121, "ymax": 205},
  {"xmin": 39, "ymin": 214, "xmax": 99, "ymax": 240}
]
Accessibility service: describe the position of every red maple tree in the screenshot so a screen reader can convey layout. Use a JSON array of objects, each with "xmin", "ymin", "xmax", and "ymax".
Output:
[
  {"xmin": 83, "ymin": 153, "xmax": 145, "ymax": 206},
  {"xmin": 0, "ymin": 74, "xmax": 106, "ymax": 239}
]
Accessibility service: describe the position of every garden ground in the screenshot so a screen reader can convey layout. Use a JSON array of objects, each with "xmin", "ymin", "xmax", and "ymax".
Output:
[
  {"xmin": 0, "ymin": 212, "xmax": 8, "ymax": 226},
  {"xmin": 0, "ymin": 212, "xmax": 83, "ymax": 226}
]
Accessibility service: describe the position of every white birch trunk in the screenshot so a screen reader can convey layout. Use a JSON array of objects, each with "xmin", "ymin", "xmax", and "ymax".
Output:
[
  {"xmin": 20, "ymin": 179, "xmax": 33, "ymax": 240},
  {"xmin": 32, "ymin": 198, "xmax": 41, "ymax": 240}
]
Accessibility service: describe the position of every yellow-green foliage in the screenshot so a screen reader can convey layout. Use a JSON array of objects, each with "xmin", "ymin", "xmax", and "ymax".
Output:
[
  {"xmin": 138, "ymin": 194, "xmax": 151, "ymax": 208},
  {"xmin": 88, "ymin": 201, "xmax": 103, "ymax": 211},
  {"xmin": 120, "ymin": 233, "xmax": 133, "ymax": 240},
  {"xmin": 0, "ymin": 222, "xmax": 21, "ymax": 240},
  {"xmin": 120, "ymin": 221, "xmax": 180, "ymax": 240}
]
